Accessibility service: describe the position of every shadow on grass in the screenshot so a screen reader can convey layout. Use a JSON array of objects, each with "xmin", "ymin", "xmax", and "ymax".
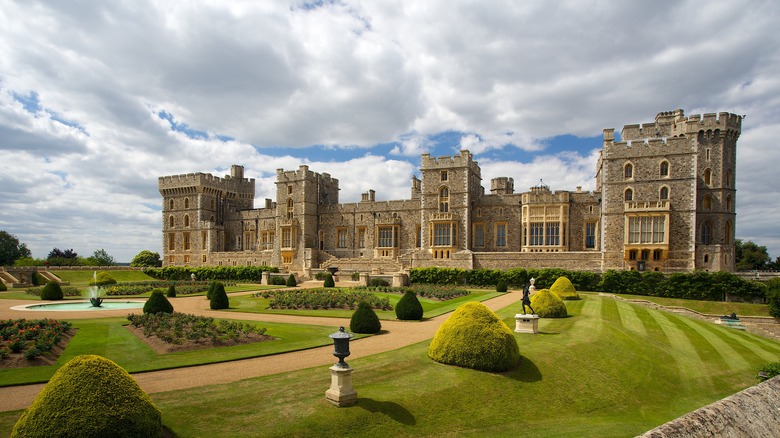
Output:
[
  {"xmin": 504, "ymin": 355, "xmax": 542, "ymax": 383},
  {"xmin": 355, "ymin": 398, "xmax": 417, "ymax": 425}
]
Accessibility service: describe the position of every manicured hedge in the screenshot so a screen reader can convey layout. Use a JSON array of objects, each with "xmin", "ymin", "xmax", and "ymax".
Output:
[
  {"xmin": 350, "ymin": 302, "xmax": 382, "ymax": 334},
  {"xmin": 143, "ymin": 265, "xmax": 278, "ymax": 281},
  {"xmin": 428, "ymin": 302, "xmax": 520, "ymax": 372},
  {"xmin": 530, "ymin": 289, "xmax": 567, "ymax": 318},
  {"xmin": 549, "ymin": 276, "xmax": 579, "ymax": 300},
  {"xmin": 143, "ymin": 290, "xmax": 173, "ymax": 315},
  {"xmin": 395, "ymin": 292, "xmax": 424, "ymax": 320},
  {"xmin": 40, "ymin": 281, "xmax": 64, "ymax": 301},
  {"xmin": 323, "ymin": 274, "xmax": 335, "ymax": 288},
  {"xmin": 11, "ymin": 355, "xmax": 161, "ymax": 438},
  {"xmin": 210, "ymin": 283, "xmax": 230, "ymax": 310}
]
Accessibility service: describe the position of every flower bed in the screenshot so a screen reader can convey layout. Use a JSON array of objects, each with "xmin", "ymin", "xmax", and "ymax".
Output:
[
  {"xmin": 0, "ymin": 318, "xmax": 72, "ymax": 360},
  {"xmin": 126, "ymin": 313, "xmax": 266, "ymax": 345},
  {"xmin": 256, "ymin": 288, "xmax": 393, "ymax": 310},
  {"xmin": 354, "ymin": 285, "xmax": 470, "ymax": 301}
]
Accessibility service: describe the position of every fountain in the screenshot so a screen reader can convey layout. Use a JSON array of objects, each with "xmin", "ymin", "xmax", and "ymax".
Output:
[{"xmin": 87, "ymin": 271, "xmax": 104, "ymax": 307}]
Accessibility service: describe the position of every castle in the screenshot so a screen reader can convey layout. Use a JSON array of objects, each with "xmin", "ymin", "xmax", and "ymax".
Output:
[{"xmin": 159, "ymin": 109, "xmax": 741, "ymax": 274}]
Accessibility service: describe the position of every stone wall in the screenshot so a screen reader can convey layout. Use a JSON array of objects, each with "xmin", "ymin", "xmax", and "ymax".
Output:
[{"xmin": 639, "ymin": 375, "xmax": 780, "ymax": 438}]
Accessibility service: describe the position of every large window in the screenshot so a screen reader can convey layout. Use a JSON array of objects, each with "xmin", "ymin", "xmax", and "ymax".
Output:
[
  {"xmin": 432, "ymin": 223, "xmax": 456, "ymax": 246},
  {"xmin": 701, "ymin": 222, "xmax": 712, "ymax": 245},
  {"xmin": 282, "ymin": 228, "xmax": 293, "ymax": 248},
  {"xmin": 628, "ymin": 216, "xmax": 666, "ymax": 244},
  {"xmin": 495, "ymin": 223, "xmax": 507, "ymax": 247},
  {"xmin": 473, "ymin": 223, "xmax": 485, "ymax": 247},
  {"xmin": 357, "ymin": 227, "xmax": 366, "ymax": 248},
  {"xmin": 439, "ymin": 187, "xmax": 449, "ymax": 213},
  {"xmin": 337, "ymin": 228, "xmax": 347, "ymax": 248},
  {"xmin": 378, "ymin": 226, "xmax": 398, "ymax": 248},
  {"xmin": 585, "ymin": 222, "xmax": 597, "ymax": 249},
  {"xmin": 529, "ymin": 223, "xmax": 544, "ymax": 246},
  {"xmin": 545, "ymin": 223, "xmax": 560, "ymax": 246}
]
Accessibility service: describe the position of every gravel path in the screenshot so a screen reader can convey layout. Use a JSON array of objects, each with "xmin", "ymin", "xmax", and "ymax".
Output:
[{"xmin": 0, "ymin": 286, "xmax": 522, "ymax": 412}]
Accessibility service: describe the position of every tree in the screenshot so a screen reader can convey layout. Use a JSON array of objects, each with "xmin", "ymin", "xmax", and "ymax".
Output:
[
  {"xmin": 0, "ymin": 231, "xmax": 32, "ymax": 266},
  {"xmin": 87, "ymin": 249, "xmax": 115, "ymax": 266},
  {"xmin": 130, "ymin": 250, "xmax": 162, "ymax": 267},
  {"xmin": 735, "ymin": 240, "xmax": 771, "ymax": 271},
  {"xmin": 47, "ymin": 248, "xmax": 80, "ymax": 266}
]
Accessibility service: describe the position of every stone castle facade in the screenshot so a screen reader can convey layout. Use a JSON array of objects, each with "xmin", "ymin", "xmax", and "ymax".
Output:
[{"xmin": 159, "ymin": 109, "xmax": 741, "ymax": 274}]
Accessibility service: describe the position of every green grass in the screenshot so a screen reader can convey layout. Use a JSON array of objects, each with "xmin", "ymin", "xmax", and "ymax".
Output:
[
  {"xmin": 0, "ymin": 317, "xmax": 337, "ymax": 387},
  {"xmin": 613, "ymin": 293, "xmax": 772, "ymax": 317},
  {"xmin": 225, "ymin": 290, "xmax": 502, "ymax": 319}
]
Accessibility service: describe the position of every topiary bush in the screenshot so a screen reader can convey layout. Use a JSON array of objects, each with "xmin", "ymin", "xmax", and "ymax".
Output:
[
  {"xmin": 350, "ymin": 301, "xmax": 382, "ymax": 334},
  {"xmin": 323, "ymin": 274, "xmax": 335, "ymax": 288},
  {"xmin": 166, "ymin": 284, "xmax": 176, "ymax": 298},
  {"xmin": 206, "ymin": 281, "xmax": 217, "ymax": 300},
  {"xmin": 269, "ymin": 275, "xmax": 287, "ymax": 285},
  {"xmin": 369, "ymin": 277, "xmax": 390, "ymax": 287},
  {"xmin": 89, "ymin": 271, "xmax": 117, "ymax": 286},
  {"xmin": 286, "ymin": 274, "xmax": 297, "ymax": 287},
  {"xmin": 428, "ymin": 301, "xmax": 520, "ymax": 372},
  {"xmin": 11, "ymin": 354, "xmax": 162, "ymax": 438},
  {"xmin": 549, "ymin": 276, "xmax": 580, "ymax": 300},
  {"xmin": 40, "ymin": 281, "xmax": 64, "ymax": 301},
  {"xmin": 0, "ymin": 281, "xmax": 6, "ymax": 292},
  {"xmin": 143, "ymin": 290, "xmax": 174, "ymax": 315},
  {"xmin": 496, "ymin": 280, "xmax": 508, "ymax": 292},
  {"xmin": 395, "ymin": 291, "xmax": 424, "ymax": 320},
  {"xmin": 210, "ymin": 282, "xmax": 229, "ymax": 310},
  {"xmin": 530, "ymin": 288, "xmax": 567, "ymax": 318}
]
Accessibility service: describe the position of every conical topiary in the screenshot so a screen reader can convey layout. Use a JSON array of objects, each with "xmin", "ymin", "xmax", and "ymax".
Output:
[
  {"xmin": 395, "ymin": 291, "xmax": 424, "ymax": 320},
  {"xmin": 323, "ymin": 273, "xmax": 335, "ymax": 288},
  {"xmin": 549, "ymin": 276, "xmax": 579, "ymax": 300},
  {"xmin": 428, "ymin": 302, "xmax": 520, "ymax": 372},
  {"xmin": 143, "ymin": 289, "xmax": 174, "ymax": 314},
  {"xmin": 210, "ymin": 282, "xmax": 229, "ymax": 310},
  {"xmin": 529, "ymin": 288, "xmax": 567, "ymax": 318},
  {"xmin": 350, "ymin": 301, "xmax": 382, "ymax": 334},
  {"xmin": 286, "ymin": 274, "xmax": 297, "ymax": 287},
  {"xmin": 11, "ymin": 355, "xmax": 162, "ymax": 438},
  {"xmin": 40, "ymin": 281, "xmax": 64, "ymax": 300},
  {"xmin": 166, "ymin": 284, "xmax": 176, "ymax": 298},
  {"xmin": 206, "ymin": 281, "xmax": 217, "ymax": 300}
]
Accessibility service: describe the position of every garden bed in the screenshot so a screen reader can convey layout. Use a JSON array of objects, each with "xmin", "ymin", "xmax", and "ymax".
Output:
[{"xmin": 0, "ymin": 319, "xmax": 74, "ymax": 368}]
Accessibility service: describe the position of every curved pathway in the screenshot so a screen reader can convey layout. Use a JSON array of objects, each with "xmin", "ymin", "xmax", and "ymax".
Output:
[{"xmin": 0, "ymin": 286, "xmax": 522, "ymax": 412}]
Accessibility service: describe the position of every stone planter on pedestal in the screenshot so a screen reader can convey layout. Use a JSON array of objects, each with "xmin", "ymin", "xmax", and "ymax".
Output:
[{"xmin": 515, "ymin": 314, "xmax": 539, "ymax": 334}]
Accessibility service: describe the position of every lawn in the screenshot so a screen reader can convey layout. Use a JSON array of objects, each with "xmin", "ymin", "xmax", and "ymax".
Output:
[
  {"xmin": 226, "ymin": 289, "xmax": 502, "ymax": 319},
  {"xmin": 0, "ymin": 317, "xmax": 338, "ymax": 386},
  {"xmin": 613, "ymin": 293, "xmax": 772, "ymax": 317},
  {"xmin": 0, "ymin": 294, "xmax": 768, "ymax": 437}
]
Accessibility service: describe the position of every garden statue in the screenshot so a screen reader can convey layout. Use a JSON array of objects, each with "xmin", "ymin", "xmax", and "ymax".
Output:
[{"xmin": 522, "ymin": 285, "xmax": 535, "ymax": 315}]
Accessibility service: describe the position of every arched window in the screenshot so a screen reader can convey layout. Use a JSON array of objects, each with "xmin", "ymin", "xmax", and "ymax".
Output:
[
  {"xmin": 286, "ymin": 198, "xmax": 294, "ymax": 220},
  {"xmin": 726, "ymin": 195, "xmax": 732, "ymax": 211},
  {"xmin": 624, "ymin": 163, "xmax": 633, "ymax": 180},
  {"xmin": 169, "ymin": 199, "xmax": 174, "ymax": 210},
  {"xmin": 439, "ymin": 186, "xmax": 450, "ymax": 213},
  {"xmin": 725, "ymin": 221, "xmax": 732, "ymax": 244},
  {"xmin": 184, "ymin": 198, "xmax": 190, "ymax": 209},
  {"xmin": 659, "ymin": 186, "xmax": 669, "ymax": 200},
  {"xmin": 184, "ymin": 215, "xmax": 190, "ymax": 227},
  {"xmin": 660, "ymin": 161, "xmax": 669, "ymax": 177},
  {"xmin": 703, "ymin": 195, "xmax": 712, "ymax": 210},
  {"xmin": 169, "ymin": 215, "xmax": 175, "ymax": 228},
  {"xmin": 703, "ymin": 168, "xmax": 712, "ymax": 186},
  {"xmin": 624, "ymin": 188, "xmax": 633, "ymax": 202},
  {"xmin": 701, "ymin": 222, "xmax": 712, "ymax": 245}
]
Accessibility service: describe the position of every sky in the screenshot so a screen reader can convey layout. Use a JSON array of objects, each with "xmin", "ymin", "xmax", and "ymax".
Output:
[{"xmin": 1, "ymin": 0, "xmax": 779, "ymax": 263}]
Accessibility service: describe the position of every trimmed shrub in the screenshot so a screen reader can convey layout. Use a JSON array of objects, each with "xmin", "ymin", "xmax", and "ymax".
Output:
[
  {"xmin": 549, "ymin": 276, "xmax": 579, "ymax": 300},
  {"xmin": 350, "ymin": 301, "xmax": 382, "ymax": 334},
  {"xmin": 11, "ymin": 355, "xmax": 161, "ymax": 438},
  {"xmin": 496, "ymin": 280, "xmax": 508, "ymax": 293},
  {"xmin": 0, "ymin": 281, "xmax": 6, "ymax": 291},
  {"xmin": 210, "ymin": 282, "xmax": 229, "ymax": 310},
  {"xmin": 428, "ymin": 302, "xmax": 520, "ymax": 372},
  {"xmin": 269, "ymin": 276, "xmax": 287, "ymax": 285},
  {"xmin": 767, "ymin": 285, "xmax": 780, "ymax": 319},
  {"xmin": 143, "ymin": 290, "xmax": 174, "ymax": 315},
  {"xmin": 89, "ymin": 271, "xmax": 117, "ymax": 286},
  {"xmin": 395, "ymin": 291, "xmax": 424, "ymax": 320},
  {"xmin": 369, "ymin": 278, "xmax": 390, "ymax": 287},
  {"xmin": 759, "ymin": 362, "xmax": 780, "ymax": 381},
  {"xmin": 529, "ymin": 289, "xmax": 567, "ymax": 318},
  {"xmin": 206, "ymin": 281, "xmax": 217, "ymax": 300},
  {"xmin": 40, "ymin": 281, "xmax": 64, "ymax": 301},
  {"xmin": 286, "ymin": 274, "xmax": 297, "ymax": 287},
  {"xmin": 166, "ymin": 284, "xmax": 176, "ymax": 298},
  {"xmin": 323, "ymin": 274, "xmax": 335, "ymax": 288}
]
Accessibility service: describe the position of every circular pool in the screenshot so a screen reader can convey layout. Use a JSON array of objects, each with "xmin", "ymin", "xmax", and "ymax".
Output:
[{"xmin": 12, "ymin": 300, "xmax": 145, "ymax": 312}]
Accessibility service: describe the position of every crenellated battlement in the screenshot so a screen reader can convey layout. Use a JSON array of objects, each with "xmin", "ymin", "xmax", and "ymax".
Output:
[
  {"xmin": 158, "ymin": 169, "xmax": 255, "ymax": 196},
  {"xmin": 421, "ymin": 150, "xmax": 481, "ymax": 177},
  {"xmin": 614, "ymin": 109, "xmax": 742, "ymax": 142}
]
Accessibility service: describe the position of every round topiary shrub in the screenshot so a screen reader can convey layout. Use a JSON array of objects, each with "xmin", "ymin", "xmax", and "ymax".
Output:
[
  {"xmin": 40, "ymin": 281, "xmax": 64, "ymax": 301},
  {"xmin": 286, "ymin": 274, "xmax": 297, "ymax": 287},
  {"xmin": 11, "ymin": 354, "xmax": 162, "ymax": 438},
  {"xmin": 350, "ymin": 301, "xmax": 382, "ymax": 334},
  {"xmin": 89, "ymin": 272, "xmax": 117, "ymax": 286},
  {"xmin": 323, "ymin": 274, "xmax": 335, "ymax": 288},
  {"xmin": 166, "ymin": 284, "xmax": 176, "ymax": 298},
  {"xmin": 210, "ymin": 283, "xmax": 229, "ymax": 310},
  {"xmin": 143, "ymin": 290, "xmax": 174, "ymax": 314},
  {"xmin": 395, "ymin": 291, "xmax": 424, "ymax": 320},
  {"xmin": 529, "ymin": 288, "xmax": 567, "ymax": 318},
  {"xmin": 428, "ymin": 301, "xmax": 520, "ymax": 372},
  {"xmin": 549, "ymin": 276, "xmax": 579, "ymax": 300},
  {"xmin": 496, "ymin": 279, "xmax": 508, "ymax": 292}
]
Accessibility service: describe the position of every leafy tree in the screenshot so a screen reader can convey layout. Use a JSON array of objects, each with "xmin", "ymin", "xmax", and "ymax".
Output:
[
  {"xmin": 86, "ymin": 249, "xmax": 116, "ymax": 266},
  {"xmin": 130, "ymin": 250, "xmax": 162, "ymax": 267},
  {"xmin": 735, "ymin": 240, "xmax": 770, "ymax": 271},
  {"xmin": 47, "ymin": 248, "xmax": 80, "ymax": 266},
  {"xmin": 0, "ymin": 231, "xmax": 32, "ymax": 266}
]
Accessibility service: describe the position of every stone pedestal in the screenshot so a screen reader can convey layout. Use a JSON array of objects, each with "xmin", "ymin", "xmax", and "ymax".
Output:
[
  {"xmin": 261, "ymin": 271, "xmax": 270, "ymax": 286},
  {"xmin": 358, "ymin": 273, "xmax": 370, "ymax": 287},
  {"xmin": 392, "ymin": 273, "xmax": 409, "ymax": 287},
  {"xmin": 515, "ymin": 314, "xmax": 539, "ymax": 334},
  {"xmin": 325, "ymin": 365, "xmax": 357, "ymax": 407}
]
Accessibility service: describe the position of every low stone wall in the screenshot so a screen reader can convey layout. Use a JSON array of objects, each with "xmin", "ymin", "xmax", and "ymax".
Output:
[{"xmin": 639, "ymin": 375, "xmax": 780, "ymax": 437}]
